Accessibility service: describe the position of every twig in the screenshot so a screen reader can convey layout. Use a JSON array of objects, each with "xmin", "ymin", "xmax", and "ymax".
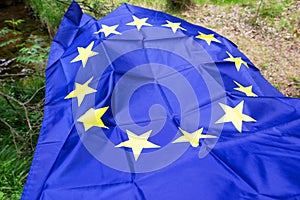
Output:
[
  {"xmin": 0, "ymin": 91, "xmax": 24, "ymax": 106},
  {"xmin": 24, "ymin": 105, "xmax": 32, "ymax": 131},
  {"xmin": 0, "ymin": 57, "xmax": 17, "ymax": 67},
  {"xmin": 255, "ymin": 0, "xmax": 263, "ymax": 24},
  {"xmin": 3, "ymin": 96, "xmax": 17, "ymax": 111},
  {"xmin": 0, "ymin": 118, "xmax": 20, "ymax": 154},
  {"xmin": 79, "ymin": 0, "xmax": 111, "ymax": 15},
  {"xmin": 38, "ymin": 98, "xmax": 45, "ymax": 108},
  {"xmin": 2, "ymin": 96, "xmax": 25, "ymax": 119},
  {"xmin": 55, "ymin": 0, "xmax": 70, "ymax": 6},
  {"xmin": 27, "ymin": 129, "xmax": 34, "ymax": 151},
  {"xmin": 0, "ymin": 73, "xmax": 30, "ymax": 78},
  {"xmin": 24, "ymin": 85, "xmax": 45, "ymax": 105},
  {"xmin": 0, "ymin": 91, "xmax": 32, "ymax": 131},
  {"xmin": 0, "ymin": 85, "xmax": 45, "ymax": 150}
]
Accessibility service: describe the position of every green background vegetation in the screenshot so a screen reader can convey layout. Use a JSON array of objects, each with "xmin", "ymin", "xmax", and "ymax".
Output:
[{"xmin": 0, "ymin": 0, "xmax": 299, "ymax": 199}]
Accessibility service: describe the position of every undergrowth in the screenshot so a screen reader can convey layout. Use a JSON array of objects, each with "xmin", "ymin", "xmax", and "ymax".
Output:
[{"xmin": 0, "ymin": 17, "xmax": 48, "ymax": 199}]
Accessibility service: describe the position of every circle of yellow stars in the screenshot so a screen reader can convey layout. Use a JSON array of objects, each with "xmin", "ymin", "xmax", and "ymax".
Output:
[{"xmin": 66, "ymin": 15, "xmax": 258, "ymax": 161}]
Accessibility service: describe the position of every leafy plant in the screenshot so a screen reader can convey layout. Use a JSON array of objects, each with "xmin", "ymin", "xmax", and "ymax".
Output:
[
  {"xmin": 17, "ymin": 35, "xmax": 50, "ymax": 65},
  {"xmin": 0, "ymin": 16, "xmax": 48, "ymax": 200},
  {"xmin": 78, "ymin": 0, "xmax": 116, "ymax": 19},
  {"xmin": 0, "ymin": 27, "xmax": 10, "ymax": 35},
  {"xmin": 4, "ymin": 19, "xmax": 25, "ymax": 32},
  {"xmin": 0, "ymin": 73, "xmax": 45, "ymax": 200},
  {"xmin": 24, "ymin": 0, "xmax": 67, "ymax": 36},
  {"xmin": 24, "ymin": 0, "xmax": 120, "ymax": 34},
  {"xmin": 0, "ymin": 19, "xmax": 24, "ymax": 49},
  {"xmin": 166, "ymin": 0, "xmax": 194, "ymax": 11},
  {"xmin": 0, "ymin": 38, "xmax": 22, "ymax": 48}
]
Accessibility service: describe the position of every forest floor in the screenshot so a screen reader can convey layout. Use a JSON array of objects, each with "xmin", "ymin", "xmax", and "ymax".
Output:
[
  {"xmin": 185, "ymin": 2, "xmax": 300, "ymax": 97},
  {"xmin": 137, "ymin": 0, "xmax": 300, "ymax": 97}
]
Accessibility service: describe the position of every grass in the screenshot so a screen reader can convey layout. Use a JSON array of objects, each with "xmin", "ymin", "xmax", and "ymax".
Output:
[
  {"xmin": 196, "ymin": 0, "xmax": 254, "ymax": 5},
  {"xmin": 0, "ymin": 75, "xmax": 44, "ymax": 200},
  {"xmin": 179, "ymin": 0, "xmax": 299, "ymax": 97},
  {"xmin": 25, "ymin": 0, "xmax": 66, "ymax": 36},
  {"xmin": 0, "ymin": 147, "xmax": 32, "ymax": 199},
  {"xmin": 0, "ymin": 16, "xmax": 47, "ymax": 199}
]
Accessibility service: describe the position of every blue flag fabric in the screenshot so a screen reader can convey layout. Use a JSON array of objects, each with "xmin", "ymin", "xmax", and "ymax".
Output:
[{"xmin": 22, "ymin": 2, "xmax": 300, "ymax": 199}]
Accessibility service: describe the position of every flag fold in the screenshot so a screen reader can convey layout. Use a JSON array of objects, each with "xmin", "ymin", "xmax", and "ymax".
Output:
[{"xmin": 22, "ymin": 2, "xmax": 300, "ymax": 200}]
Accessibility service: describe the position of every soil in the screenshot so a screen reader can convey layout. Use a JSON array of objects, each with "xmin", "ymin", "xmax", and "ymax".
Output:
[{"xmin": 182, "ymin": 3, "xmax": 300, "ymax": 97}]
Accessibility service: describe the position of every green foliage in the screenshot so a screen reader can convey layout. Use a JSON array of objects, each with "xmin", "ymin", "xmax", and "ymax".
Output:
[
  {"xmin": 17, "ymin": 35, "xmax": 50, "ymax": 65},
  {"xmin": 0, "ymin": 27, "xmax": 10, "ymax": 35},
  {"xmin": 0, "ymin": 38, "xmax": 22, "ymax": 48},
  {"xmin": 258, "ymin": 0, "xmax": 294, "ymax": 19},
  {"xmin": 0, "ymin": 18, "xmax": 50, "ymax": 65},
  {"xmin": 0, "ymin": 17, "xmax": 48, "ymax": 199},
  {"xmin": 0, "ymin": 73, "xmax": 45, "ymax": 200},
  {"xmin": 166, "ymin": 0, "xmax": 194, "ymax": 10},
  {"xmin": 24, "ymin": 0, "xmax": 68, "ymax": 35},
  {"xmin": 24, "ymin": 0, "xmax": 117, "ymax": 35},
  {"xmin": 290, "ymin": 77, "xmax": 299, "ymax": 83},
  {"xmin": 259, "ymin": 63, "xmax": 268, "ymax": 70},
  {"xmin": 0, "ymin": 19, "xmax": 24, "ymax": 49},
  {"xmin": 0, "ymin": 146, "xmax": 32, "ymax": 200},
  {"xmin": 195, "ymin": 0, "xmax": 254, "ymax": 5},
  {"xmin": 251, "ymin": 0, "xmax": 299, "ymax": 37},
  {"xmin": 79, "ymin": 0, "xmax": 116, "ymax": 19},
  {"xmin": 4, "ymin": 19, "xmax": 25, "ymax": 31}
]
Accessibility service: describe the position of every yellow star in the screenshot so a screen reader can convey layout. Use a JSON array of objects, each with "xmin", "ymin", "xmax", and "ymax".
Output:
[
  {"xmin": 195, "ymin": 31, "xmax": 221, "ymax": 45},
  {"xmin": 172, "ymin": 127, "xmax": 217, "ymax": 147},
  {"xmin": 94, "ymin": 24, "xmax": 121, "ymax": 37},
  {"xmin": 162, "ymin": 20, "xmax": 186, "ymax": 33},
  {"xmin": 65, "ymin": 77, "xmax": 97, "ymax": 106},
  {"xmin": 115, "ymin": 130, "xmax": 160, "ymax": 161},
  {"xmin": 77, "ymin": 107, "xmax": 109, "ymax": 131},
  {"xmin": 126, "ymin": 16, "xmax": 152, "ymax": 31},
  {"xmin": 233, "ymin": 80, "xmax": 257, "ymax": 97},
  {"xmin": 224, "ymin": 51, "xmax": 249, "ymax": 71},
  {"xmin": 215, "ymin": 101, "xmax": 256, "ymax": 133},
  {"xmin": 71, "ymin": 41, "xmax": 98, "ymax": 68}
]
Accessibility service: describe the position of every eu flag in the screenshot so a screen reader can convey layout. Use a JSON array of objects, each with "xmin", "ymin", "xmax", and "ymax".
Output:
[{"xmin": 22, "ymin": 1, "xmax": 300, "ymax": 199}]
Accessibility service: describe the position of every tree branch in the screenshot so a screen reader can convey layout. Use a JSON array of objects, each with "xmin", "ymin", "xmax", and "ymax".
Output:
[
  {"xmin": 0, "ymin": 118, "xmax": 20, "ymax": 154},
  {"xmin": 24, "ymin": 85, "xmax": 45, "ymax": 105},
  {"xmin": 0, "ymin": 91, "xmax": 32, "ymax": 131}
]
